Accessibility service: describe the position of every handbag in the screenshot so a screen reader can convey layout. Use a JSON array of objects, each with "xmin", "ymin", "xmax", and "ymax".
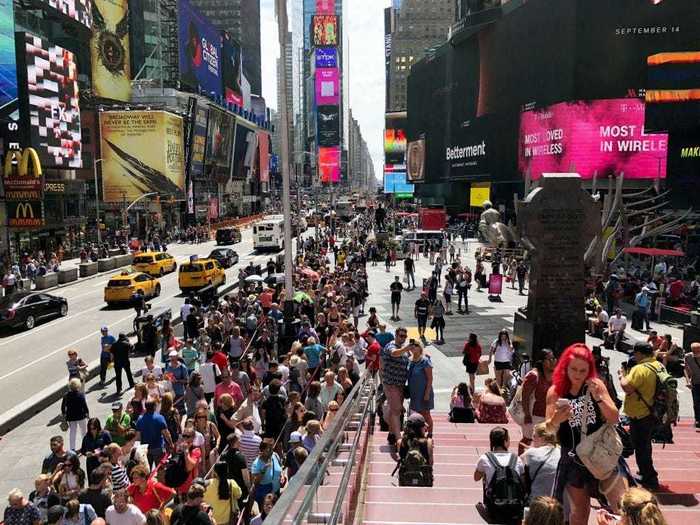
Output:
[
  {"xmin": 507, "ymin": 383, "xmax": 535, "ymax": 426},
  {"xmin": 476, "ymin": 358, "xmax": 490, "ymax": 376},
  {"xmin": 59, "ymin": 416, "xmax": 69, "ymax": 432},
  {"xmin": 575, "ymin": 392, "xmax": 623, "ymax": 480}
]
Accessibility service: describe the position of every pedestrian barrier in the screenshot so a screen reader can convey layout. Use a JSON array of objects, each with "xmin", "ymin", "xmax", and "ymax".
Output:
[
  {"xmin": 34, "ymin": 273, "xmax": 58, "ymax": 290},
  {"xmin": 97, "ymin": 258, "xmax": 116, "ymax": 272},
  {"xmin": 79, "ymin": 262, "xmax": 98, "ymax": 277},
  {"xmin": 57, "ymin": 268, "xmax": 78, "ymax": 284}
]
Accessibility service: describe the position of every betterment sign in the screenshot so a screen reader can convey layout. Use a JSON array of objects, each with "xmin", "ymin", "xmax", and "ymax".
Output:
[{"xmin": 519, "ymin": 99, "xmax": 668, "ymax": 180}]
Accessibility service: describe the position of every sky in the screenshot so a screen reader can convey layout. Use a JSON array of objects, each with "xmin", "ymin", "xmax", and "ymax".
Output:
[{"xmin": 260, "ymin": 0, "xmax": 387, "ymax": 183}]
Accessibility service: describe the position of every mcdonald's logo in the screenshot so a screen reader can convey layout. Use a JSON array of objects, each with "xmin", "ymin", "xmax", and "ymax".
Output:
[
  {"xmin": 8, "ymin": 201, "xmax": 43, "ymax": 228},
  {"xmin": 16, "ymin": 202, "xmax": 34, "ymax": 219},
  {"xmin": 3, "ymin": 148, "xmax": 43, "ymax": 200}
]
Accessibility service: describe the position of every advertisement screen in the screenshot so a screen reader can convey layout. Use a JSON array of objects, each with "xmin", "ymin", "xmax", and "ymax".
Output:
[
  {"xmin": 232, "ymin": 120, "xmax": 256, "ymax": 180},
  {"xmin": 645, "ymin": 52, "xmax": 700, "ymax": 132},
  {"xmin": 258, "ymin": 131, "xmax": 270, "ymax": 183},
  {"xmin": 315, "ymin": 47, "xmax": 337, "ymax": 69},
  {"xmin": 90, "ymin": 0, "xmax": 131, "ymax": 101},
  {"xmin": 100, "ymin": 111, "xmax": 185, "ymax": 202},
  {"xmin": 406, "ymin": 139, "xmax": 425, "ymax": 182},
  {"xmin": 315, "ymin": 68, "xmax": 339, "ymax": 105},
  {"xmin": 190, "ymin": 106, "xmax": 208, "ymax": 179},
  {"xmin": 319, "ymin": 146, "xmax": 340, "ymax": 183},
  {"xmin": 40, "ymin": 0, "xmax": 92, "ymax": 28},
  {"xmin": 518, "ymin": 99, "xmax": 668, "ymax": 181},
  {"xmin": 0, "ymin": 0, "xmax": 16, "ymax": 111},
  {"xmin": 384, "ymin": 129, "xmax": 407, "ymax": 165},
  {"xmin": 383, "ymin": 171, "xmax": 414, "ymax": 194},
  {"xmin": 313, "ymin": 15, "xmax": 338, "ymax": 47},
  {"xmin": 316, "ymin": 0, "xmax": 335, "ymax": 14},
  {"xmin": 178, "ymin": 0, "xmax": 222, "ymax": 99},
  {"xmin": 205, "ymin": 107, "xmax": 234, "ymax": 182},
  {"xmin": 317, "ymin": 105, "xmax": 340, "ymax": 147},
  {"xmin": 222, "ymin": 32, "xmax": 243, "ymax": 106},
  {"xmin": 20, "ymin": 33, "xmax": 82, "ymax": 168}
]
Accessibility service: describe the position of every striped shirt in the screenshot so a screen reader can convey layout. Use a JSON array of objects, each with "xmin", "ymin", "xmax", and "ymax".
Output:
[
  {"xmin": 111, "ymin": 463, "xmax": 129, "ymax": 491},
  {"xmin": 239, "ymin": 431, "xmax": 262, "ymax": 470},
  {"xmin": 380, "ymin": 342, "xmax": 409, "ymax": 386}
]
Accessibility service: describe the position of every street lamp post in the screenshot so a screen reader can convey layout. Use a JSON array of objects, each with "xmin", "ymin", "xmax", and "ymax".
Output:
[{"xmin": 93, "ymin": 159, "xmax": 104, "ymax": 246}]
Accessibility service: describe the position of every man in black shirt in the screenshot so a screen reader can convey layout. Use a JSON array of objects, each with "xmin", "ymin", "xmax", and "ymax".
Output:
[
  {"xmin": 414, "ymin": 292, "xmax": 431, "ymax": 340},
  {"xmin": 389, "ymin": 276, "xmax": 404, "ymax": 321},
  {"xmin": 404, "ymin": 257, "xmax": 415, "ymax": 290},
  {"xmin": 171, "ymin": 484, "xmax": 212, "ymax": 525},
  {"xmin": 79, "ymin": 471, "xmax": 111, "ymax": 518},
  {"xmin": 222, "ymin": 434, "xmax": 250, "ymax": 505},
  {"xmin": 110, "ymin": 333, "xmax": 135, "ymax": 395}
]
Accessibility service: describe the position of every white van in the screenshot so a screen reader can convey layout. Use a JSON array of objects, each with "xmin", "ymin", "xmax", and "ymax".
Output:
[{"xmin": 254, "ymin": 216, "xmax": 285, "ymax": 251}]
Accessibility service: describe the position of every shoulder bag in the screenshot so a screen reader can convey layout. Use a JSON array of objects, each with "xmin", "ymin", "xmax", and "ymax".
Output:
[
  {"xmin": 508, "ymin": 374, "xmax": 536, "ymax": 426},
  {"xmin": 575, "ymin": 392, "xmax": 622, "ymax": 480}
]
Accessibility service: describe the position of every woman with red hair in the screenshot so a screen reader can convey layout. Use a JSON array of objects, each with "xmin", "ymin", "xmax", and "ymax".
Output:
[{"xmin": 545, "ymin": 344, "xmax": 619, "ymax": 525}]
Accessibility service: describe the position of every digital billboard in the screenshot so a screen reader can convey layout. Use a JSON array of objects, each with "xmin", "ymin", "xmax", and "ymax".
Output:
[
  {"xmin": 316, "ymin": 0, "xmax": 335, "ymax": 14},
  {"xmin": 178, "ymin": 0, "xmax": 222, "ymax": 99},
  {"xmin": 205, "ymin": 107, "xmax": 234, "ymax": 182},
  {"xmin": 406, "ymin": 139, "xmax": 425, "ymax": 182},
  {"xmin": 313, "ymin": 15, "xmax": 338, "ymax": 47},
  {"xmin": 40, "ymin": 0, "xmax": 92, "ymax": 28},
  {"xmin": 232, "ymin": 120, "xmax": 256, "ymax": 180},
  {"xmin": 19, "ymin": 33, "xmax": 82, "ymax": 168},
  {"xmin": 0, "ymin": 0, "xmax": 17, "ymax": 110},
  {"xmin": 91, "ymin": 0, "xmax": 131, "ymax": 101},
  {"xmin": 222, "ymin": 32, "xmax": 243, "ymax": 107},
  {"xmin": 383, "ymin": 172, "xmax": 414, "ymax": 194},
  {"xmin": 645, "ymin": 52, "xmax": 700, "ymax": 132},
  {"xmin": 319, "ymin": 146, "xmax": 340, "ymax": 183},
  {"xmin": 384, "ymin": 129, "xmax": 407, "ymax": 165},
  {"xmin": 315, "ymin": 47, "xmax": 337, "ymax": 69},
  {"xmin": 518, "ymin": 99, "xmax": 668, "ymax": 181},
  {"xmin": 317, "ymin": 105, "xmax": 340, "ymax": 147},
  {"xmin": 258, "ymin": 131, "xmax": 270, "ymax": 183},
  {"xmin": 315, "ymin": 68, "xmax": 339, "ymax": 105},
  {"xmin": 100, "ymin": 111, "xmax": 185, "ymax": 202},
  {"xmin": 191, "ymin": 106, "xmax": 208, "ymax": 179}
]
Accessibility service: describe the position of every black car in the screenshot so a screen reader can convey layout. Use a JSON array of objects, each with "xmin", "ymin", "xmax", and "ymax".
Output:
[
  {"xmin": 208, "ymin": 248, "xmax": 240, "ymax": 269},
  {"xmin": 216, "ymin": 227, "xmax": 242, "ymax": 245},
  {"xmin": 0, "ymin": 291, "xmax": 68, "ymax": 331}
]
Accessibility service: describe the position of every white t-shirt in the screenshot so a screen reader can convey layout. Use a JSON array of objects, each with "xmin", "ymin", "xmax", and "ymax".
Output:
[
  {"xmin": 199, "ymin": 362, "xmax": 221, "ymax": 394},
  {"xmin": 476, "ymin": 452, "xmax": 525, "ymax": 486},
  {"xmin": 491, "ymin": 341, "xmax": 513, "ymax": 363},
  {"xmin": 277, "ymin": 364, "xmax": 290, "ymax": 383},
  {"xmin": 598, "ymin": 310, "xmax": 609, "ymax": 323},
  {"xmin": 609, "ymin": 315, "xmax": 627, "ymax": 332},
  {"xmin": 180, "ymin": 303, "xmax": 193, "ymax": 320},
  {"xmin": 105, "ymin": 504, "xmax": 146, "ymax": 525}
]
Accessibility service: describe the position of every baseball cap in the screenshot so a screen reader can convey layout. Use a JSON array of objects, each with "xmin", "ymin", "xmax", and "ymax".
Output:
[
  {"xmin": 168, "ymin": 350, "xmax": 179, "ymax": 357},
  {"xmin": 100, "ymin": 326, "xmax": 108, "ymax": 332},
  {"xmin": 111, "ymin": 402, "xmax": 123, "ymax": 411},
  {"xmin": 289, "ymin": 431, "xmax": 303, "ymax": 443},
  {"xmin": 406, "ymin": 412, "xmax": 426, "ymax": 427}
]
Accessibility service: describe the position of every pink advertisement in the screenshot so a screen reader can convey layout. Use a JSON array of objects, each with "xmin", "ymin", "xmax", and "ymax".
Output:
[
  {"xmin": 316, "ymin": 0, "xmax": 335, "ymax": 14},
  {"xmin": 315, "ymin": 68, "xmax": 339, "ymax": 105},
  {"xmin": 319, "ymin": 146, "xmax": 340, "ymax": 183},
  {"xmin": 518, "ymin": 99, "xmax": 668, "ymax": 181}
]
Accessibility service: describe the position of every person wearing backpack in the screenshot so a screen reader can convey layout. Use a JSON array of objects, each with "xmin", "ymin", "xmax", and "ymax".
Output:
[
  {"xmin": 396, "ymin": 413, "xmax": 433, "ymax": 487},
  {"xmin": 633, "ymin": 289, "xmax": 652, "ymax": 332},
  {"xmin": 473, "ymin": 426, "xmax": 525, "ymax": 524},
  {"xmin": 619, "ymin": 343, "xmax": 664, "ymax": 491}
]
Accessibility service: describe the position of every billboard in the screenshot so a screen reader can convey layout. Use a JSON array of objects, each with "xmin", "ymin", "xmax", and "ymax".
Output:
[
  {"xmin": 19, "ymin": 33, "xmax": 82, "ymax": 168},
  {"xmin": 258, "ymin": 131, "xmax": 270, "ymax": 183},
  {"xmin": 205, "ymin": 107, "xmax": 234, "ymax": 182},
  {"xmin": 0, "ymin": 0, "xmax": 17, "ymax": 110},
  {"xmin": 315, "ymin": 68, "xmax": 339, "ymax": 105},
  {"xmin": 8, "ymin": 201, "xmax": 44, "ymax": 228},
  {"xmin": 319, "ymin": 146, "xmax": 340, "ymax": 183},
  {"xmin": 645, "ymin": 52, "xmax": 700, "ymax": 132},
  {"xmin": 232, "ymin": 120, "xmax": 256, "ymax": 180},
  {"xmin": 222, "ymin": 32, "xmax": 243, "ymax": 107},
  {"xmin": 313, "ymin": 15, "xmax": 338, "ymax": 47},
  {"xmin": 518, "ymin": 99, "xmax": 668, "ymax": 181},
  {"xmin": 383, "ymin": 171, "xmax": 414, "ymax": 194},
  {"xmin": 99, "ymin": 111, "xmax": 185, "ymax": 202},
  {"xmin": 384, "ymin": 129, "xmax": 407, "ymax": 165},
  {"xmin": 40, "ymin": 0, "xmax": 92, "ymax": 28},
  {"xmin": 2, "ymin": 148, "xmax": 43, "ymax": 201},
  {"xmin": 178, "ymin": 0, "xmax": 222, "ymax": 99},
  {"xmin": 315, "ymin": 47, "xmax": 337, "ymax": 69},
  {"xmin": 90, "ymin": 0, "xmax": 131, "ymax": 101},
  {"xmin": 191, "ymin": 106, "xmax": 208, "ymax": 179},
  {"xmin": 317, "ymin": 105, "xmax": 340, "ymax": 147},
  {"xmin": 316, "ymin": 0, "xmax": 335, "ymax": 14},
  {"xmin": 406, "ymin": 139, "xmax": 425, "ymax": 182}
]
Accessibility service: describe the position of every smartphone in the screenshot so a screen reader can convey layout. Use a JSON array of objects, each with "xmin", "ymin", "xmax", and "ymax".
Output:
[{"xmin": 556, "ymin": 398, "xmax": 570, "ymax": 409}]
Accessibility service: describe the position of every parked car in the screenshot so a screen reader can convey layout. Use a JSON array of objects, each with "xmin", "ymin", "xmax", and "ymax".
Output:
[
  {"xmin": 208, "ymin": 248, "xmax": 239, "ymax": 269},
  {"xmin": 0, "ymin": 291, "xmax": 68, "ymax": 331}
]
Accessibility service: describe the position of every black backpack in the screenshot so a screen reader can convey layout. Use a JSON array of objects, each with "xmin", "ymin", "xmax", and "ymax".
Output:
[
  {"xmin": 396, "ymin": 439, "xmax": 433, "ymax": 487},
  {"xmin": 484, "ymin": 452, "xmax": 526, "ymax": 524},
  {"xmin": 164, "ymin": 452, "xmax": 189, "ymax": 488},
  {"xmin": 125, "ymin": 448, "xmax": 140, "ymax": 481}
]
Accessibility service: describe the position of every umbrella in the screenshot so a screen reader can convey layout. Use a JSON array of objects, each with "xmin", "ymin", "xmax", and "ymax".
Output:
[
  {"xmin": 265, "ymin": 273, "xmax": 285, "ymax": 284},
  {"xmin": 245, "ymin": 274, "xmax": 264, "ymax": 283},
  {"xmin": 293, "ymin": 291, "xmax": 312, "ymax": 303},
  {"xmin": 300, "ymin": 267, "xmax": 320, "ymax": 281},
  {"xmin": 623, "ymin": 247, "xmax": 685, "ymax": 258}
]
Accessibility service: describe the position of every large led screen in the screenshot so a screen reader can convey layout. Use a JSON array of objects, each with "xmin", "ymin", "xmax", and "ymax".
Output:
[
  {"xmin": 0, "ymin": 0, "xmax": 17, "ymax": 110},
  {"xmin": 518, "ymin": 99, "xmax": 668, "ymax": 181},
  {"xmin": 258, "ymin": 131, "xmax": 270, "ymax": 183},
  {"xmin": 316, "ymin": 0, "xmax": 335, "ymax": 14},
  {"xmin": 315, "ymin": 48, "xmax": 337, "ymax": 69},
  {"xmin": 232, "ymin": 121, "xmax": 257, "ymax": 180},
  {"xmin": 317, "ymin": 105, "xmax": 340, "ymax": 147},
  {"xmin": 205, "ymin": 107, "xmax": 234, "ymax": 181},
  {"xmin": 20, "ymin": 33, "xmax": 82, "ymax": 168},
  {"xmin": 319, "ymin": 146, "xmax": 340, "ymax": 183},
  {"xmin": 190, "ymin": 105, "xmax": 208, "ymax": 179},
  {"xmin": 313, "ymin": 16, "xmax": 338, "ymax": 47},
  {"xmin": 100, "ymin": 111, "xmax": 185, "ymax": 202},
  {"xmin": 645, "ymin": 52, "xmax": 700, "ymax": 132},
  {"xmin": 384, "ymin": 129, "xmax": 407, "ymax": 165},
  {"xmin": 222, "ymin": 32, "xmax": 243, "ymax": 107},
  {"xmin": 383, "ymin": 172, "xmax": 414, "ymax": 194},
  {"xmin": 178, "ymin": 0, "xmax": 222, "ymax": 99},
  {"xmin": 91, "ymin": 0, "xmax": 131, "ymax": 101},
  {"xmin": 40, "ymin": 0, "xmax": 92, "ymax": 28},
  {"xmin": 315, "ymin": 68, "xmax": 339, "ymax": 105}
]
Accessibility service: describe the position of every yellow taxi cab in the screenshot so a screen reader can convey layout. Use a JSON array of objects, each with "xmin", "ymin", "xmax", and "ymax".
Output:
[
  {"xmin": 178, "ymin": 258, "xmax": 226, "ymax": 293},
  {"xmin": 104, "ymin": 271, "xmax": 161, "ymax": 305},
  {"xmin": 132, "ymin": 251, "xmax": 177, "ymax": 277}
]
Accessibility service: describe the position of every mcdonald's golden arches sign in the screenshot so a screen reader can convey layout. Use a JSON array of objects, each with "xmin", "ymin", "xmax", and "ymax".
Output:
[
  {"xmin": 3, "ymin": 148, "xmax": 44, "ymax": 201},
  {"xmin": 8, "ymin": 201, "xmax": 44, "ymax": 228}
]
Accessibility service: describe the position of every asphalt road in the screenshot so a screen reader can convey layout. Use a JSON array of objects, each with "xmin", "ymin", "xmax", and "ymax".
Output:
[{"xmin": 0, "ymin": 227, "xmax": 282, "ymax": 418}]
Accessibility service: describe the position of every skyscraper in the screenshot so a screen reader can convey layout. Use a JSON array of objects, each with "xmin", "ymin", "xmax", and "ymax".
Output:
[
  {"xmin": 190, "ymin": 0, "xmax": 262, "ymax": 95},
  {"xmin": 277, "ymin": 31, "xmax": 294, "ymax": 163}
]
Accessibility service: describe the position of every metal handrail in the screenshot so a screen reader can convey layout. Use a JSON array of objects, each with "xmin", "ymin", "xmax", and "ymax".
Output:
[{"xmin": 264, "ymin": 369, "xmax": 374, "ymax": 524}]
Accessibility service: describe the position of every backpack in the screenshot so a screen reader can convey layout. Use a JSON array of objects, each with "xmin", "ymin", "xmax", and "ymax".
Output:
[
  {"xmin": 397, "ymin": 439, "xmax": 433, "ymax": 487},
  {"xmin": 484, "ymin": 452, "xmax": 526, "ymax": 524},
  {"xmin": 164, "ymin": 452, "xmax": 189, "ymax": 488},
  {"xmin": 125, "ymin": 448, "xmax": 140, "ymax": 480},
  {"xmin": 641, "ymin": 363, "xmax": 679, "ymax": 444},
  {"xmin": 637, "ymin": 292, "xmax": 650, "ymax": 310}
]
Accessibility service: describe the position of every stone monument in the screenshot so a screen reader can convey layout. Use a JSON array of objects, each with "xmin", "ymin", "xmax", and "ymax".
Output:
[{"xmin": 514, "ymin": 174, "xmax": 601, "ymax": 357}]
